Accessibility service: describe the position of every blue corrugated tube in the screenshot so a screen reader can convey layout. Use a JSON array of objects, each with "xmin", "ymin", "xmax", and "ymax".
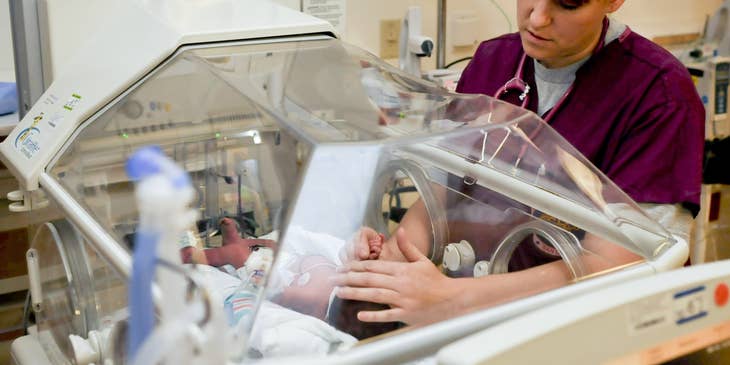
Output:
[{"xmin": 0, "ymin": 82, "xmax": 18, "ymax": 116}]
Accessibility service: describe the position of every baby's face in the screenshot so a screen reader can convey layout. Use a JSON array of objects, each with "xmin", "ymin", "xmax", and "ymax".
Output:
[{"xmin": 273, "ymin": 255, "xmax": 337, "ymax": 320}]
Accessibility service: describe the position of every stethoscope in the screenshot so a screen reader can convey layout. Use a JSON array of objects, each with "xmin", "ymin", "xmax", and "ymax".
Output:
[
  {"xmin": 476, "ymin": 18, "xmax": 626, "ymax": 176},
  {"xmin": 485, "ymin": 52, "xmax": 575, "ymax": 172},
  {"xmin": 492, "ymin": 52, "xmax": 575, "ymax": 124},
  {"xmin": 493, "ymin": 16, "xmax": 622, "ymax": 123},
  {"xmin": 494, "ymin": 53, "xmax": 533, "ymax": 109}
]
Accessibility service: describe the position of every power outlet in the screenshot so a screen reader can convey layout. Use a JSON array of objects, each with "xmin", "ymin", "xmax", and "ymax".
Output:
[{"xmin": 380, "ymin": 19, "xmax": 401, "ymax": 59}]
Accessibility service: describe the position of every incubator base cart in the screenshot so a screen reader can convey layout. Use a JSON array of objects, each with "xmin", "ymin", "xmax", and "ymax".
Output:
[
  {"xmin": 438, "ymin": 259, "xmax": 730, "ymax": 364},
  {"xmin": 1, "ymin": 1, "xmax": 689, "ymax": 364}
]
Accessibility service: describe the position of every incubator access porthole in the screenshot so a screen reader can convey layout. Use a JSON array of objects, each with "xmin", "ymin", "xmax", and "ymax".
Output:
[
  {"xmin": 27, "ymin": 220, "xmax": 100, "ymax": 364},
  {"xmin": 367, "ymin": 159, "xmax": 448, "ymax": 264},
  {"xmin": 488, "ymin": 219, "xmax": 586, "ymax": 279}
]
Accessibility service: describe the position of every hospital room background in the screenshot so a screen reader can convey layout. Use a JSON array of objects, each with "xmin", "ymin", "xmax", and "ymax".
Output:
[{"xmin": 0, "ymin": 0, "xmax": 729, "ymax": 364}]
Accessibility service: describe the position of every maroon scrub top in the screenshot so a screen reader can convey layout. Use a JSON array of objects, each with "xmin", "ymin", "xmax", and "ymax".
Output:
[{"xmin": 456, "ymin": 26, "xmax": 704, "ymax": 215}]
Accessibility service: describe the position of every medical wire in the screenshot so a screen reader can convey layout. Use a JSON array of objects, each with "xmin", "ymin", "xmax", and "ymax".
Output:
[
  {"xmin": 445, "ymin": 56, "xmax": 473, "ymax": 69},
  {"xmin": 301, "ymin": 262, "xmax": 338, "ymax": 272},
  {"xmin": 488, "ymin": 0, "xmax": 513, "ymax": 33}
]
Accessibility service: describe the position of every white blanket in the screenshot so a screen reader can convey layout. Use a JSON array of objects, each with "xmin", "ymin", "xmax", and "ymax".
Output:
[{"xmin": 250, "ymin": 301, "xmax": 356, "ymax": 357}]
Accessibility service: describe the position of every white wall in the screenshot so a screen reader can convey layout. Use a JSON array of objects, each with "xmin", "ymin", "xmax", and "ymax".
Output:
[
  {"xmin": 339, "ymin": 0, "xmax": 725, "ymax": 71},
  {"xmin": 0, "ymin": 0, "xmax": 15, "ymax": 81},
  {"xmin": 0, "ymin": 0, "xmax": 112, "ymax": 83},
  {"xmin": 1, "ymin": 0, "xmax": 726, "ymax": 84},
  {"xmin": 344, "ymin": 0, "xmax": 516, "ymax": 70},
  {"xmin": 614, "ymin": 0, "xmax": 724, "ymax": 39}
]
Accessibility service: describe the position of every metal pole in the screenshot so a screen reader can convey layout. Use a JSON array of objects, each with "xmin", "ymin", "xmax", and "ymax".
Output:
[
  {"xmin": 437, "ymin": 0, "xmax": 447, "ymax": 69},
  {"xmin": 9, "ymin": 0, "xmax": 46, "ymax": 119}
]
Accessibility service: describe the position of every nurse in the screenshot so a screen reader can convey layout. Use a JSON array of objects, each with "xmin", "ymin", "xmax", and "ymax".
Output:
[{"xmin": 333, "ymin": 0, "xmax": 705, "ymax": 326}]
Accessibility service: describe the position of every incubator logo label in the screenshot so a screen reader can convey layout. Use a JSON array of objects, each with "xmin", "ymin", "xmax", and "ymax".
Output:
[
  {"xmin": 14, "ymin": 113, "xmax": 44, "ymax": 159},
  {"xmin": 627, "ymin": 294, "xmax": 671, "ymax": 336}
]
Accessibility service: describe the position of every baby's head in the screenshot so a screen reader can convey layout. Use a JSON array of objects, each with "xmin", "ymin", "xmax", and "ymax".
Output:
[{"xmin": 327, "ymin": 297, "xmax": 402, "ymax": 340}]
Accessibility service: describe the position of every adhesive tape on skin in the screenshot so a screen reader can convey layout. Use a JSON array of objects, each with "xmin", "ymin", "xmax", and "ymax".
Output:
[{"xmin": 249, "ymin": 250, "xmax": 292, "ymax": 296}]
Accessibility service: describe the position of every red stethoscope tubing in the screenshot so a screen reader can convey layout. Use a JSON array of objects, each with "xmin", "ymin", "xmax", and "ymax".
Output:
[
  {"xmin": 493, "ymin": 52, "xmax": 574, "ymax": 124},
  {"xmin": 489, "ymin": 18, "xmax": 629, "ymax": 172},
  {"xmin": 494, "ymin": 16, "xmax": 627, "ymax": 122},
  {"xmin": 492, "ymin": 52, "xmax": 576, "ymax": 163}
]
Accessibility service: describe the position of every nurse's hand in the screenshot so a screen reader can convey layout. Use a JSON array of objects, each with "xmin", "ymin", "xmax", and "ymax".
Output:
[{"xmin": 332, "ymin": 227, "xmax": 467, "ymax": 326}]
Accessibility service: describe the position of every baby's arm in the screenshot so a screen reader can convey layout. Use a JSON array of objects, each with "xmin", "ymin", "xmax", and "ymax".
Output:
[
  {"xmin": 180, "ymin": 240, "xmax": 276, "ymax": 268},
  {"xmin": 180, "ymin": 217, "xmax": 275, "ymax": 268}
]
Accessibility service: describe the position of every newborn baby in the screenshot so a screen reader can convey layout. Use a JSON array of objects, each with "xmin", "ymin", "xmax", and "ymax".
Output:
[{"xmin": 181, "ymin": 219, "xmax": 385, "ymax": 325}]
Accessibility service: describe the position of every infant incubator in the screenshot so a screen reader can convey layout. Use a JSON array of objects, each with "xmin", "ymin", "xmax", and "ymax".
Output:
[{"xmin": 1, "ymin": 1, "xmax": 687, "ymax": 364}]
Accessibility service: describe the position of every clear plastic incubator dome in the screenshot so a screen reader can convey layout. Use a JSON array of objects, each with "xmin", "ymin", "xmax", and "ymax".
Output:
[{"xmin": 45, "ymin": 38, "xmax": 679, "ymax": 363}]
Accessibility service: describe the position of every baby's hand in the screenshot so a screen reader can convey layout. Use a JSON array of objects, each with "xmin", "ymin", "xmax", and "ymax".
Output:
[
  {"xmin": 340, "ymin": 227, "xmax": 385, "ymax": 263},
  {"xmin": 367, "ymin": 233, "xmax": 385, "ymax": 260}
]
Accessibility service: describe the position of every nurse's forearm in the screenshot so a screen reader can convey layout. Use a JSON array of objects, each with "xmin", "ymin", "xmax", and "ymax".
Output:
[
  {"xmin": 458, "ymin": 259, "xmax": 574, "ymax": 312},
  {"xmin": 380, "ymin": 198, "xmax": 433, "ymax": 261},
  {"xmin": 456, "ymin": 247, "xmax": 639, "ymax": 314}
]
